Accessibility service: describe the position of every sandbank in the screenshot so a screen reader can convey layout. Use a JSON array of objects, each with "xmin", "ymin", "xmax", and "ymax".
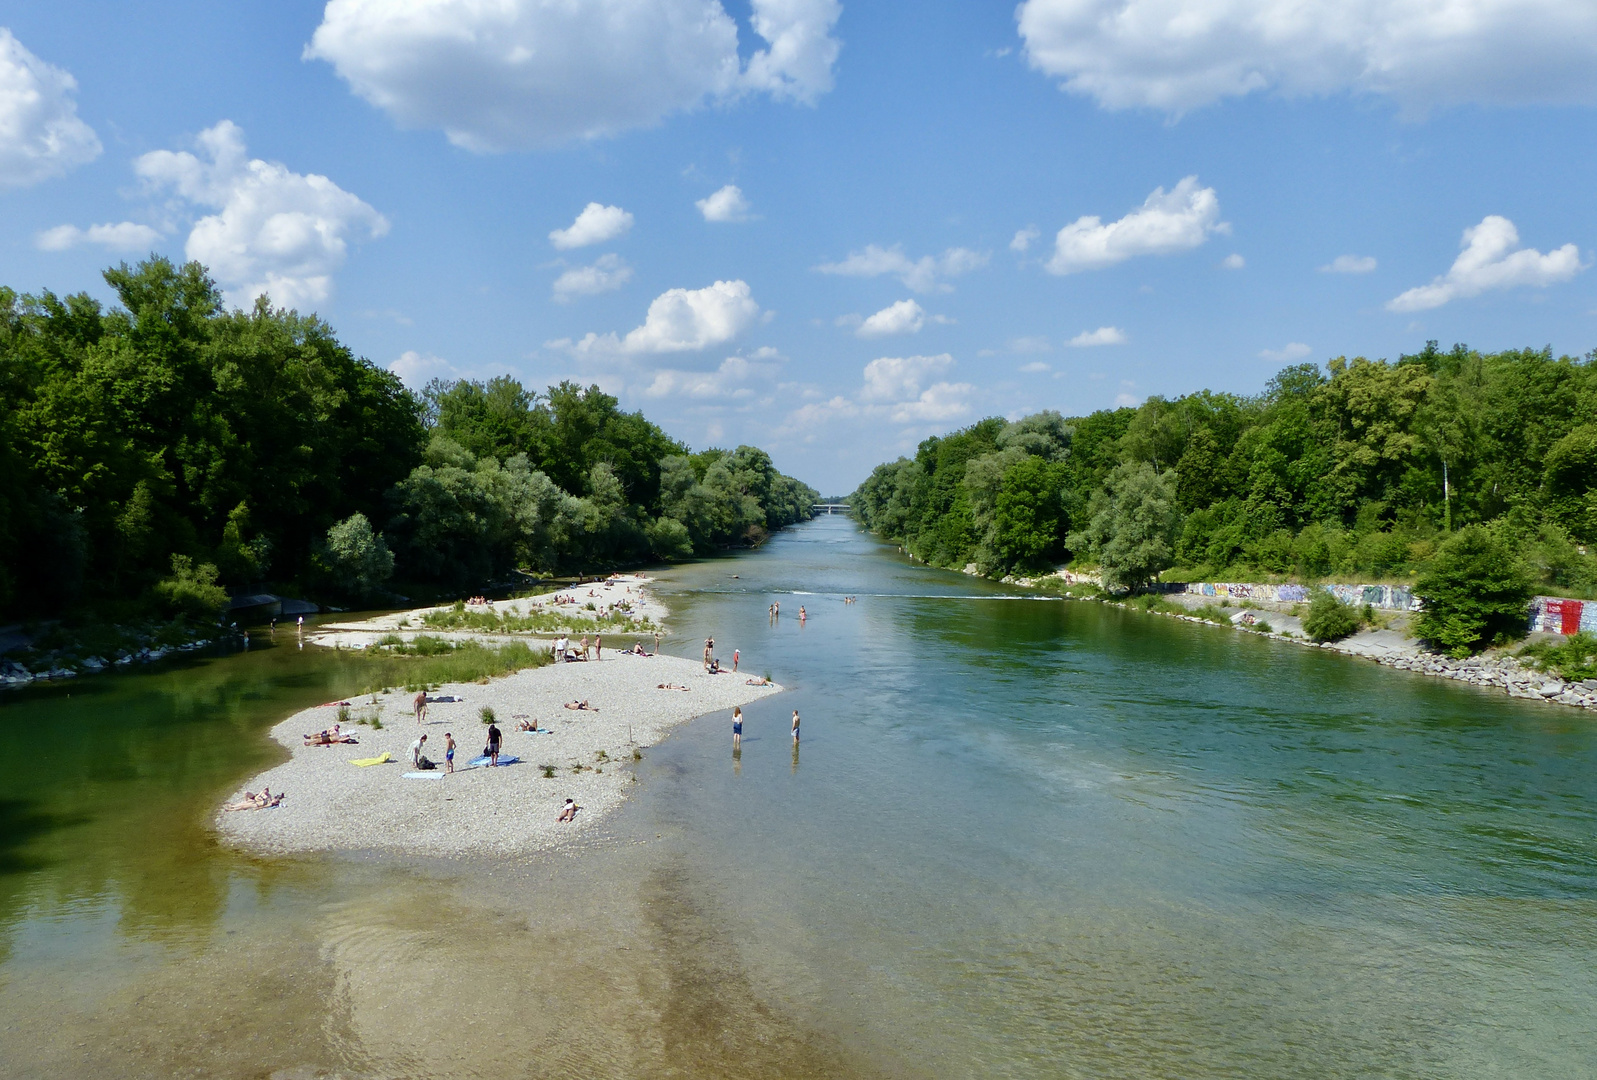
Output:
[{"xmin": 216, "ymin": 651, "xmax": 782, "ymax": 859}]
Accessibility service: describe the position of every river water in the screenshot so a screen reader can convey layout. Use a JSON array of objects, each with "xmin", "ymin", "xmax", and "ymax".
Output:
[{"xmin": 2, "ymin": 515, "xmax": 1595, "ymax": 1078}]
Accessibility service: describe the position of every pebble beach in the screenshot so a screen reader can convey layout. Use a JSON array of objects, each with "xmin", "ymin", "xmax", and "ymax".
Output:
[{"xmin": 217, "ymin": 579, "xmax": 783, "ymax": 858}]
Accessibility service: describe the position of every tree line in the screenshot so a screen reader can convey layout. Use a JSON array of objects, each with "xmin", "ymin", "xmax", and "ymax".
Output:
[
  {"xmin": 852, "ymin": 344, "xmax": 1597, "ymax": 611},
  {"xmin": 0, "ymin": 258, "xmax": 816, "ymax": 619}
]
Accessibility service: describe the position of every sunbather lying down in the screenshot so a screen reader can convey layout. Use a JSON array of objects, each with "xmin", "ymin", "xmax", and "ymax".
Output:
[
  {"xmin": 564, "ymin": 700, "xmax": 596, "ymax": 711},
  {"xmin": 224, "ymin": 788, "xmax": 283, "ymax": 811},
  {"xmin": 516, "ymin": 720, "xmax": 540, "ymax": 731},
  {"xmin": 656, "ymin": 683, "xmax": 690, "ymax": 691},
  {"xmin": 304, "ymin": 724, "xmax": 357, "ymax": 745},
  {"xmin": 744, "ymin": 676, "xmax": 770, "ymax": 686}
]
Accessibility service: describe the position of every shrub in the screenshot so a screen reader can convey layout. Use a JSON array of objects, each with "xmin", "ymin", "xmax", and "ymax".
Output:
[
  {"xmin": 1519, "ymin": 631, "xmax": 1597, "ymax": 683},
  {"xmin": 1414, "ymin": 525, "xmax": 1534, "ymax": 656},
  {"xmin": 152, "ymin": 555, "xmax": 229, "ymax": 618},
  {"xmin": 480, "ymin": 706, "xmax": 495, "ymax": 724},
  {"xmin": 1302, "ymin": 589, "xmax": 1362, "ymax": 642}
]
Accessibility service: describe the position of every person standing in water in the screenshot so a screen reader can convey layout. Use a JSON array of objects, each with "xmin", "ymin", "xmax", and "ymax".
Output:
[
  {"xmin": 732, "ymin": 706, "xmax": 744, "ymax": 751},
  {"xmin": 732, "ymin": 648, "xmax": 739, "ymax": 673},
  {"xmin": 791, "ymin": 709, "xmax": 801, "ymax": 743},
  {"xmin": 798, "ymin": 606, "xmax": 807, "ymax": 625}
]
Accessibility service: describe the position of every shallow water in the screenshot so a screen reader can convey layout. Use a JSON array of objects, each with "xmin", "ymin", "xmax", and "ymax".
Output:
[{"xmin": 3, "ymin": 517, "xmax": 1596, "ymax": 1077}]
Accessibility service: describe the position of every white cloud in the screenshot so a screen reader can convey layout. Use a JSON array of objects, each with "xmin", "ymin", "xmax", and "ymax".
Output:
[
  {"xmin": 1321, "ymin": 254, "xmax": 1378, "ymax": 273},
  {"xmin": 35, "ymin": 221, "xmax": 162, "ymax": 252},
  {"xmin": 0, "ymin": 29, "xmax": 100, "ymax": 189},
  {"xmin": 815, "ymin": 244, "xmax": 989, "ymax": 293},
  {"xmin": 1114, "ymin": 391, "xmax": 1141, "ymax": 407},
  {"xmin": 135, "ymin": 121, "xmax": 388, "ymax": 310},
  {"xmin": 1386, "ymin": 215, "xmax": 1584, "ymax": 312},
  {"xmin": 890, "ymin": 380, "xmax": 975, "ymax": 423},
  {"xmin": 1020, "ymin": 361, "xmax": 1051, "ymax": 373},
  {"xmin": 1015, "ymin": 0, "xmax": 1597, "ymax": 115},
  {"xmin": 856, "ymin": 299, "xmax": 926, "ymax": 338},
  {"xmin": 306, "ymin": 0, "xmax": 842, "ymax": 151},
  {"xmin": 860, "ymin": 353, "xmax": 953, "ymax": 402},
  {"xmin": 741, "ymin": 0, "xmax": 843, "ymax": 102},
  {"xmin": 1068, "ymin": 326, "xmax": 1127, "ymax": 347},
  {"xmin": 557, "ymin": 279, "xmax": 761, "ymax": 354},
  {"xmin": 697, "ymin": 184, "xmax": 754, "ymax": 222},
  {"xmin": 549, "ymin": 203, "xmax": 633, "ymax": 249},
  {"xmin": 1011, "ymin": 226, "xmax": 1040, "ymax": 252},
  {"xmin": 643, "ymin": 352, "xmax": 780, "ymax": 400},
  {"xmin": 1047, "ymin": 177, "xmax": 1224, "ymax": 274},
  {"xmin": 1220, "ymin": 253, "xmax": 1245, "ymax": 269},
  {"xmin": 389, "ymin": 350, "xmax": 461, "ymax": 388},
  {"xmin": 551, "ymin": 254, "xmax": 633, "ymax": 303},
  {"xmin": 1259, "ymin": 342, "xmax": 1312, "ymax": 361}
]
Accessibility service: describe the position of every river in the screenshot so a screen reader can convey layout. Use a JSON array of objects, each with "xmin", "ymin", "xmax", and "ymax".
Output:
[{"xmin": 2, "ymin": 515, "xmax": 1595, "ymax": 1078}]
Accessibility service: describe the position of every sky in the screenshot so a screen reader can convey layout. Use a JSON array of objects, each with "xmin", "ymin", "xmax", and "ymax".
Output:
[{"xmin": 3, "ymin": 1, "xmax": 1596, "ymax": 495}]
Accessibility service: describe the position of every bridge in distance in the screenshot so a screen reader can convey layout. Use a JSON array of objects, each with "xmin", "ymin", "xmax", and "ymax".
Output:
[{"xmin": 812, "ymin": 503, "xmax": 851, "ymax": 514}]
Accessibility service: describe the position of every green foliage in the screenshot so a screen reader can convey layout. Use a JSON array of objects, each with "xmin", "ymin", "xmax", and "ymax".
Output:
[
  {"xmin": 1413, "ymin": 525, "xmax": 1534, "ymax": 654},
  {"xmin": 368, "ymin": 637, "xmax": 550, "ymax": 683},
  {"xmin": 1519, "ymin": 632, "xmax": 1597, "ymax": 683},
  {"xmin": 852, "ymin": 344, "xmax": 1597, "ymax": 592},
  {"xmin": 1302, "ymin": 590, "xmax": 1363, "ymax": 642},
  {"xmin": 1070, "ymin": 462, "xmax": 1180, "ymax": 591},
  {"xmin": 314, "ymin": 513, "xmax": 394, "ymax": 601},
  {"xmin": 152, "ymin": 555, "xmax": 229, "ymax": 618},
  {"xmin": 480, "ymin": 706, "xmax": 495, "ymax": 724}
]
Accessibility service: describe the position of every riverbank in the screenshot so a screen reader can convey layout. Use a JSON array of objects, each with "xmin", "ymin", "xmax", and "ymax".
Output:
[
  {"xmin": 216, "ymin": 651, "xmax": 783, "ymax": 858},
  {"xmin": 1097, "ymin": 589, "xmax": 1597, "ymax": 712}
]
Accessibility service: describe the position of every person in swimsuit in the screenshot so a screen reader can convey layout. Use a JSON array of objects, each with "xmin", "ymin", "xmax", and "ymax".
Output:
[
  {"xmin": 414, "ymin": 690, "xmax": 427, "ymax": 724},
  {"xmin": 732, "ymin": 706, "xmax": 743, "ymax": 750},
  {"xmin": 791, "ymin": 709, "xmax": 800, "ymax": 744},
  {"xmin": 732, "ymin": 648, "xmax": 739, "ymax": 673},
  {"xmin": 557, "ymin": 798, "xmax": 578, "ymax": 822},
  {"xmin": 444, "ymin": 732, "xmax": 456, "ymax": 773}
]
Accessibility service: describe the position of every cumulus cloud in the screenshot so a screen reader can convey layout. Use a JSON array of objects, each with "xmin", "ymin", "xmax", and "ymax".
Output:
[
  {"xmin": 1011, "ymin": 226, "xmax": 1040, "ymax": 253},
  {"xmin": 306, "ymin": 0, "xmax": 842, "ymax": 151},
  {"xmin": 1020, "ymin": 361, "xmax": 1051, "ymax": 373},
  {"xmin": 697, "ymin": 184, "xmax": 754, "ymax": 222},
  {"xmin": 556, "ymin": 279, "xmax": 761, "ymax": 354},
  {"xmin": 552, "ymin": 254, "xmax": 633, "ymax": 302},
  {"xmin": 1322, "ymin": 254, "xmax": 1378, "ymax": 273},
  {"xmin": 135, "ymin": 121, "xmax": 388, "ymax": 310},
  {"xmin": 36, "ymin": 221, "xmax": 161, "ymax": 252},
  {"xmin": 790, "ymin": 352, "xmax": 975, "ymax": 429},
  {"xmin": 642, "ymin": 352, "xmax": 781, "ymax": 400},
  {"xmin": 1260, "ymin": 342, "xmax": 1312, "ymax": 361},
  {"xmin": 856, "ymin": 299, "xmax": 927, "ymax": 338},
  {"xmin": 1220, "ymin": 253, "xmax": 1245, "ymax": 269},
  {"xmin": 815, "ymin": 244, "xmax": 988, "ymax": 293},
  {"xmin": 1068, "ymin": 326, "xmax": 1127, "ymax": 347},
  {"xmin": 1015, "ymin": 0, "xmax": 1597, "ymax": 115},
  {"xmin": 1047, "ymin": 177, "xmax": 1223, "ymax": 274},
  {"xmin": 389, "ymin": 350, "xmax": 462, "ymax": 388},
  {"xmin": 549, "ymin": 203, "xmax": 633, "ymax": 249},
  {"xmin": 860, "ymin": 353, "xmax": 954, "ymax": 402},
  {"xmin": 0, "ymin": 30, "xmax": 101, "ymax": 189},
  {"xmin": 1386, "ymin": 215, "xmax": 1584, "ymax": 312}
]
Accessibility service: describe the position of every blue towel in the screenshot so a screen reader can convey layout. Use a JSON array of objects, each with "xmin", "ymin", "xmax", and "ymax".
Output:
[{"xmin": 466, "ymin": 754, "xmax": 520, "ymax": 768}]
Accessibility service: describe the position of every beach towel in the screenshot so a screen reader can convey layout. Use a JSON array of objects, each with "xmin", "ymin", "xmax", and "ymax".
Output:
[
  {"xmin": 403, "ymin": 771, "xmax": 446, "ymax": 780},
  {"xmin": 349, "ymin": 751, "xmax": 393, "ymax": 767},
  {"xmin": 466, "ymin": 754, "xmax": 521, "ymax": 768}
]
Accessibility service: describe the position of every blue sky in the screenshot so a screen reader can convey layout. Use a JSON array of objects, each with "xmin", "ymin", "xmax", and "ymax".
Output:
[{"xmin": 4, "ymin": 1, "xmax": 1595, "ymax": 493}]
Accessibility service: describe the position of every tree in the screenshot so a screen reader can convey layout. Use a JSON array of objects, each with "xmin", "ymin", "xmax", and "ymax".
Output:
[
  {"xmin": 1301, "ymin": 589, "xmax": 1362, "ymax": 642},
  {"xmin": 314, "ymin": 513, "xmax": 394, "ymax": 601},
  {"xmin": 993, "ymin": 456, "xmax": 1068, "ymax": 569},
  {"xmin": 1070, "ymin": 462, "xmax": 1180, "ymax": 591},
  {"xmin": 153, "ymin": 555, "xmax": 228, "ymax": 618},
  {"xmin": 1413, "ymin": 525, "xmax": 1533, "ymax": 655}
]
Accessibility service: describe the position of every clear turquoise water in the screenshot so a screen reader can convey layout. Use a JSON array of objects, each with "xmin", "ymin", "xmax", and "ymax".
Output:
[{"xmin": 2, "ymin": 516, "xmax": 1595, "ymax": 1078}]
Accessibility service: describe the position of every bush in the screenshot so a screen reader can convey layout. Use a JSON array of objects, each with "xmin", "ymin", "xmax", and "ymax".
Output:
[
  {"xmin": 1302, "ymin": 589, "xmax": 1362, "ymax": 642},
  {"xmin": 152, "ymin": 555, "xmax": 229, "ymax": 618},
  {"xmin": 313, "ymin": 513, "xmax": 395, "ymax": 601},
  {"xmin": 1519, "ymin": 632, "xmax": 1597, "ymax": 683},
  {"xmin": 1414, "ymin": 525, "xmax": 1534, "ymax": 655},
  {"xmin": 645, "ymin": 516, "xmax": 694, "ymax": 561}
]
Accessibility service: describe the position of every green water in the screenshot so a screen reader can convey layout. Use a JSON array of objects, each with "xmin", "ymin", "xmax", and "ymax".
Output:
[{"xmin": 3, "ymin": 517, "xmax": 1596, "ymax": 1078}]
